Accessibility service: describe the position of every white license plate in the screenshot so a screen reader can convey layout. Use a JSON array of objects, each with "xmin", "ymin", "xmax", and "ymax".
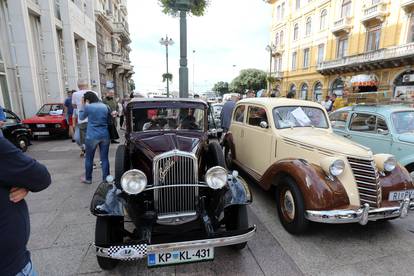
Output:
[
  {"xmin": 33, "ymin": 131, "xmax": 49, "ymax": 136},
  {"xmin": 388, "ymin": 190, "xmax": 414, "ymax": 201},
  {"xmin": 36, "ymin": 124, "xmax": 46, "ymax": 128},
  {"xmin": 147, "ymin": 247, "xmax": 214, "ymax": 267}
]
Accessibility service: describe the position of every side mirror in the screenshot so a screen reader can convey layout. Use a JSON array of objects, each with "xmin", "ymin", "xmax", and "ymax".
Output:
[
  {"xmin": 260, "ymin": 121, "xmax": 269, "ymax": 129},
  {"xmin": 378, "ymin": 128, "xmax": 389, "ymax": 135}
]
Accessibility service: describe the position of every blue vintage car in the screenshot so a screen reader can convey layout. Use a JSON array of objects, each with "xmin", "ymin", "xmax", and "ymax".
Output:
[{"xmin": 330, "ymin": 104, "xmax": 414, "ymax": 179}]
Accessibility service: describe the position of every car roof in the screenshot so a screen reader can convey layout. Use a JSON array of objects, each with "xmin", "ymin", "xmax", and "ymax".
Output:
[
  {"xmin": 128, "ymin": 97, "xmax": 208, "ymax": 107},
  {"xmin": 237, "ymin": 97, "xmax": 325, "ymax": 109},
  {"xmin": 334, "ymin": 104, "xmax": 414, "ymax": 116}
]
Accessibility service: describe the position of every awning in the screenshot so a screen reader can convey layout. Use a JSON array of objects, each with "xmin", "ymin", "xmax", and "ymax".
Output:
[{"xmin": 350, "ymin": 74, "xmax": 379, "ymax": 87}]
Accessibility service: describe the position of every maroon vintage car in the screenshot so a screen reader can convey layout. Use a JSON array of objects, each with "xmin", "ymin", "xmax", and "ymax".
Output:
[
  {"xmin": 23, "ymin": 103, "xmax": 68, "ymax": 139},
  {"xmin": 90, "ymin": 98, "xmax": 255, "ymax": 270}
]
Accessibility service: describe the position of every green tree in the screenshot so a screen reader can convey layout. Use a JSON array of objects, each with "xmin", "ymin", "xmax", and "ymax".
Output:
[
  {"xmin": 230, "ymin": 69, "xmax": 267, "ymax": 94},
  {"xmin": 212, "ymin": 81, "xmax": 229, "ymax": 96},
  {"xmin": 158, "ymin": 0, "xmax": 210, "ymax": 16}
]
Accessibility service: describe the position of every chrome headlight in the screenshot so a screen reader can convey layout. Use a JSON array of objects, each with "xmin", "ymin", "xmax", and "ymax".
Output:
[
  {"xmin": 321, "ymin": 157, "xmax": 345, "ymax": 177},
  {"xmin": 120, "ymin": 169, "xmax": 147, "ymax": 195},
  {"xmin": 205, "ymin": 166, "xmax": 228, "ymax": 190},
  {"xmin": 374, "ymin": 154, "xmax": 397, "ymax": 173}
]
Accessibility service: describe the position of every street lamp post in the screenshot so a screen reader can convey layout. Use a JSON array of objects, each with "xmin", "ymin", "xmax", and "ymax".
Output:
[
  {"xmin": 192, "ymin": 50, "xmax": 195, "ymax": 95},
  {"xmin": 160, "ymin": 35, "xmax": 174, "ymax": 98},
  {"xmin": 175, "ymin": 0, "xmax": 191, "ymax": 98},
  {"xmin": 266, "ymin": 45, "xmax": 274, "ymax": 93}
]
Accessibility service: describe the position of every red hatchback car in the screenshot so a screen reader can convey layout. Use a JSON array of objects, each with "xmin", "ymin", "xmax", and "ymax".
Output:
[{"xmin": 23, "ymin": 103, "xmax": 69, "ymax": 139}]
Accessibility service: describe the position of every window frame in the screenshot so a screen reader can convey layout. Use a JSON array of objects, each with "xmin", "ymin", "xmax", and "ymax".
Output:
[
  {"xmin": 337, "ymin": 36, "xmax": 348, "ymax": 58},
  {"xmin": 293, "ymin": 23, "xmax": 299, "ymax": 41},
  {"xmin": 348, "ymin": 112, "xmax": 388, "ymax": 135},
  {"xmin": 292, "ymin": 51, "xmax": 297, "ymax": 70},
  {"xmin": 305, "ymin": 17, "xmax": 312, "ymax": 36},
  {"xmin": 320, "ymin": 9, "xmax": 327, "ymax": 30},
  {"xmin": 317, "ymin": 43, "xmax": 325, "ymax": 64},
  {"xmin": 303, "ymin": 48, "xmax": 310, "ymax": 68},
  {"xmin": 233, "ymin": 104, "xmax": 246, "ymax": 124},
  {"xmin": 341, "ymin": 0, "xmax": 352, "ymax": 18},
  {"xmin": 408, "ymin": 13, "xmax": 414, "ymax": 43},
  {"xmin": 246, "ymin": 105, "xmax": 269, "ymax": 128},
  {"xmin": 329, "ymin": 111, "xmax": 350, "ymax": 130},
  {"xmin": 366, "ymin": 25, "xmax": 381, "ymax": 52}
]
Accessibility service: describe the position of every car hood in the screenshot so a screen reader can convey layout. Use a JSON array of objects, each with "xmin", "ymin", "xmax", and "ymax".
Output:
[
  {"xmin": 398, "ymin": 133, "xmax": 414, "ymax": 144},
  {"xmin": 133, "ymin": 132, "xmax": 203, "ymax": 159},
  {"xmin": 279, "ymin": 128, "xmax": 372, "ymax": 158},
  {"xmin": 23, "ymin": 114, "xmax": 65, "ymax": 124}
]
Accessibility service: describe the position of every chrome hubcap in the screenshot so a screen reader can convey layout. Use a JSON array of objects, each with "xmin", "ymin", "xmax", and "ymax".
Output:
[
  {"xmin": 283, "ymin": 190, "xmax": 295, "ymax": 220},
  {"xmin": 19, "ymin": 140, "xmax": 26, "ymax": 149}
]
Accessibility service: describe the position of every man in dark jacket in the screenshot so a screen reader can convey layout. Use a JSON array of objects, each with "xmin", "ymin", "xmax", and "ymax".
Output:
[{"xmin": 0, "ymin": 137, "xmax": 51, "ymax": 276}]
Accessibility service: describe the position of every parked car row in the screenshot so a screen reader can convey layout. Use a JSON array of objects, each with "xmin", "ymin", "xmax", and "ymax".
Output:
[{"xmin": 91, "ymin": 97, "xmax": 414, "ymax": 271}]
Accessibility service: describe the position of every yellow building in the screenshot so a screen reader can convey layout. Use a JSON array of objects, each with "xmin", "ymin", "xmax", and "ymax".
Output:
[{"xmin": 267, "ymin": 0, "xmax": 414, "ymax": 102}]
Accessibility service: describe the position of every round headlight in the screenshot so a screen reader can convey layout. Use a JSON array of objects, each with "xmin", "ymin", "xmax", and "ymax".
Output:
[
  {"xmin": 120, "ymin": 169, "xmax": 147, "ymax": 195},
  {"xmin": 384, "ymin": 156, "xmax": 397, "ymax": 172},
  {"xmin": 205, "ymin": 166, "xmax": 228, "ymax": 190},
  {"xmin": 329, "ymin": 159, "xmax": 345, "ymax": 177}
]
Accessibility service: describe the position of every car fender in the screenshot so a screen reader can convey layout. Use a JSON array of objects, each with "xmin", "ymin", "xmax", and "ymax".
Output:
[
  {"xmin": 398, "ymin": 155, "xmax": 414, "ymax": 169},
  {"xmin": 90, "ymin": 181, "xmax": 125, "ymax": 217},
  {"xmin": 259, "ymin": 158, "xmax": 350, "ymax": 210},
  {"xmin": 380, "ymin": 163, "xmax": 414, "ymax": 201},
  {"xmin": 223, "ymin": 132, "xmax": 236, "ymax": 159},
  {"xmin": 223, "ymin": 175, "xmax": 252, "ymax": 208}
]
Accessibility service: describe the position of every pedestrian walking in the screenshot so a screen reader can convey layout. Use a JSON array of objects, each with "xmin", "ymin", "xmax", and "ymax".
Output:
[
  {"xmin": 321, "ymin": 95, "xmax": 333, "ymax": 112},
  {"xmin": 72, "ymin": 80, "xmax": 91, "ymax": 157},
  {"xmin": 78, "ymin": 91, "xmax": 111, "ymax": 184},
  {"xmin": 220, "ymin": 95, "xmax": 238, "ymax": 133},
  {"xmin": 0, "ymin": 137, "xmax": 51, "ymax": 276},
  {"xmin": 0, "ymin": 105, "xmax": 5, "ymax": 137},
  {"xmin": 64, "ymin": 90, "xmax": 75, "ymax": 142},
  {"xmin": 103, "ymin": 90, "xmax": 120, "ymax": 144},
  {"xmin": 118, "ymin": 100, "xmax": 124, "ymax": 129}
]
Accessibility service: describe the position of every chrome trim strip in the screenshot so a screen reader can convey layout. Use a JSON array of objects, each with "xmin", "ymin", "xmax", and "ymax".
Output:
[
  {"xmin": 157, "ymin": 212, "xmax": 197, "ymax": 220},
  {"xmin": 95, "ymin": 225, "xmax": 257, "ymax": 260},
  {"xmin": 305, "ymin": 198, "xmax": 412, "ymax": 224},
  {"xmin": 145, "ymin": 184, "xmax": 209, "ymax": 191}
]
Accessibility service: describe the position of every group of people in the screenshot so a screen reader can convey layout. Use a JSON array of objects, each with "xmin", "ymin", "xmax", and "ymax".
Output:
[{"xmin": 321, "ymin": 94, "xmax": 345, "ymax": 112}]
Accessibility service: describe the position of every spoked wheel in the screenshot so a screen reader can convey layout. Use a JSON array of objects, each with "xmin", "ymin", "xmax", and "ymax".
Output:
[
  {"xmin": 276, "ymin": 177, "xmax": 308, "ymax": 235},
  {"xmin": 17, "ymin": 136, "xmax": 29, "ymax": 152},
  {"xmin": 224, "ymin": 205, "xmax": 249, "ymax": 250},
  {"xmin": 95, "ymin": 217, "xmax": 123, "ymax": 270}
]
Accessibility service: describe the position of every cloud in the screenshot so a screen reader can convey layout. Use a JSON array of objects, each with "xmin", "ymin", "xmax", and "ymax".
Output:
[{"xmin": 127, "ymin": 0, "xmax": 272, "ymax": 93}]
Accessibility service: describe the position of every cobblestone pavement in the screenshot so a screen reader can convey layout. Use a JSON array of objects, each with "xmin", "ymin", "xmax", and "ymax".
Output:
[{"xmin": 25, "ymin": 137, "xmax": 414, "ymax": 276}]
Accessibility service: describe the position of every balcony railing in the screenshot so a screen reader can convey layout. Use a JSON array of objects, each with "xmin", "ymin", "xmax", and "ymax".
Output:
[
  {"xmin": 317, "ymin": 42, "xmax": 414, "ymax": 72},
  {"xmin": 331, "ymin": 17, "xmax": 352, "ymax": 36},
  {"xmin": 271, "ymin": 71, "xmax": 284, "ymax": 79},
  {"xmin": 113, "ymin": 22, "xmax": 131, "ymax": 43},
  {"xmin": 105, "ymin": 52, "xmax": 123, "ymax": 66},
  {"xmin": 402, "ymin": 0, "xmax": 414, "ymax": 12},
  {"xmin": 361, "ymin": 1, "xmax": 388, "ymax": 25}
]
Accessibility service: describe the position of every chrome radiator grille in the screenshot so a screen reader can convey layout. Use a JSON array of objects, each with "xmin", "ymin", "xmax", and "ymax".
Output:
[
  {"xmin": 153, "ymin": 151, "xmax": 198, "ymax": 216},
  {"xmin": 347, "ymin": 157, "xmax": 381, "ymax": 208}
]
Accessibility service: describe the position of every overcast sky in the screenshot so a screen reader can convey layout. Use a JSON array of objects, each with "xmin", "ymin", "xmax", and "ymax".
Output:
[{"xmin": 127, "ymin": 0, "xmax": 272, "ymax": 93}]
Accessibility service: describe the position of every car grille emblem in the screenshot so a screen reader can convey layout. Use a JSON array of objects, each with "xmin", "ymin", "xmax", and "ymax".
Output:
[{"xmin": 159, "ymin": 159, "xmax": 176, "ymax": 183}]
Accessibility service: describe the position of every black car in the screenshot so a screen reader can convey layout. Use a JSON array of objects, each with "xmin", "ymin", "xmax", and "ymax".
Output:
[
  {"xmin": 90, "ymin": 98, "xmax": 255, "ymax": 270},
  {"xmin": 1, "ymin": 109, "xmax": 31, "ymax": 152}
]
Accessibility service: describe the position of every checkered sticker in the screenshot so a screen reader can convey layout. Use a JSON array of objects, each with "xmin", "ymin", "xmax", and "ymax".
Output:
[{"xmin": 100, "ymin": 244, "xmax": 148, "ymax": 260}]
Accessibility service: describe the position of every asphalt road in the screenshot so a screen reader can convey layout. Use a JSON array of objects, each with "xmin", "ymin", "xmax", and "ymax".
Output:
[{"xmin": 25, "ymin": 137, "xmax": 414, "ymax": 276}]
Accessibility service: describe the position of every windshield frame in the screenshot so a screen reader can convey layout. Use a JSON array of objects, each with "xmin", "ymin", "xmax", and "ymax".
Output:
[
  {"xmin": 272, "ymin": 105, "xmax": 330, "ymax": 130},
  {"xmin": 391, "ymin": 110, "xmax": 414, "ymax": 134}
]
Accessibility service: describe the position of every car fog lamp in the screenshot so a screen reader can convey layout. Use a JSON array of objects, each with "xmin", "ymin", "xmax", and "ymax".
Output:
[
  {"xmin": 330, "ymin": 160, "xmax": 345, "ymax": 177},
  {"xmin": 384, "ymin": 156, "xmax": 397, "ymax": 172},
  {"xmin": 120, "ymin": 169, "xmax": 147, "ymax": 195},
  {"xmin": 205, "ymin": 166, "xmax": 228, "ymax": 190}
]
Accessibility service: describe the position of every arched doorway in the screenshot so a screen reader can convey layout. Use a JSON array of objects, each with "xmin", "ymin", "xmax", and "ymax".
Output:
[
  {"xmin": 313, "ymin": 82, "xmax": 323, "ymax": 102},
  {"xmin": 289, "ymin": 84, "xmax": 296, "ymax": 97},
  {"xmin": 393, "ymin": 70, "xmax": 414, "ymax": 99},
  {"xmin": 331, "ymin": 78, "xmax": 344, "ymax": 97},
  {"xmin": 300, "ymin": 83, "xmax": 308, "ymax": 100}
]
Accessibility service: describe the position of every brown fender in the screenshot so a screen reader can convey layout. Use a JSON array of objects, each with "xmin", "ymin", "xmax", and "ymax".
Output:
[
  {"xmin": 259, "ymin": 159, "xmax": 350, "ymax": 211},
  {"xmin": 380, "ymin": 164, "xmax": 414, "ymax": 205},
  {"xmin": 223, "ymin": 132, "xmax": 236, "ymax": 160}
]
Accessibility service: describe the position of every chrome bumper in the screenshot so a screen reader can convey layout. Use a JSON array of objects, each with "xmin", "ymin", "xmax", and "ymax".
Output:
[
  {"xmin": 95, "ymin": 226, "xmax": 256, "ymax": 260},
  {"xmin": 305, "ymin": 198, "xmax": 413, "ymax": 225}
]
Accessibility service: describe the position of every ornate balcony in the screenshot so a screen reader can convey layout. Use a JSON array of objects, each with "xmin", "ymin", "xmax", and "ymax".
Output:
[
  {"xmin": 105, "ymin": 52, "xmax": 123, "ymax": 69},
  {"xmin": 271, "ymin": 71, "xmax": 284, "ymax": 80},
  {"xmin": 361, "ymin": 1, "xmax": 388, "ymax": 26},
  {"xmin": 317, "ymin": 42, "xmax": 414, "ymax": 75},
  {"xmin": 272, "ymin": 44, "xmax": 285, "ymax": 55},
  {"xmin": 113, "ymin": 22, "xmax": 131, "ymax": 44},
  {"xmin": 331, "ymin": 17, "xmax": 352, "ymax": 36},
  {"xmin": 402, "ymin": 0, "xmax": 414, "ymax": 13}
]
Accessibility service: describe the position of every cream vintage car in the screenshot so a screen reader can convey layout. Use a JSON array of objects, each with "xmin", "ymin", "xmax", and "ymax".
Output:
[{"xmin": 223, "ymin": 98, "xmax": 414, "ymax": 234}]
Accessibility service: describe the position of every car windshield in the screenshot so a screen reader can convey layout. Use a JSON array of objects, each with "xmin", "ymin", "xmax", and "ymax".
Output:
[
  {"xmin": 273, "ymin": 106, "xmax": 329, "ymax": 129},
  {"xmin": 132, "ymin": 107, "xmax": 205, "ymax": 132},
  {"xmin": 37, "ymin": 104, "xmax": 64, "ymax": 115},
  {"xmin": 392, "ymin": 111, "xmax": 414, "ymax": 134}
]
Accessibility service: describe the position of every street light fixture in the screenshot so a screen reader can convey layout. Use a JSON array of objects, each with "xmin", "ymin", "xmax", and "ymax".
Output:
[
  {"xmin": 160, "ymin": 35, "xmax": 174, "ymax": 98},
  {"xmin": 266, "ymin": 44, "xmax": 274, "ymax": 93}
]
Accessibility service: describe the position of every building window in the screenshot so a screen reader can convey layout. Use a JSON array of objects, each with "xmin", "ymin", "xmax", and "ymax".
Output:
[
  {"xmin": 408, "ymin": 14, "xmax": 414, "ymax": 43},
  {"xmin": 341, "ymin": 0, "xmax": 351, "ymax": 18},
  {"xmin": 337, "ymin": 37, "xmax": 348, "ymax": 58},
  {"xmin": 317, "ymin": 44, "xmax": 325, "ymax": 64},
  {"xmin": 320, "ymin": 9, "xmax": 327, "ymax": 30},
  {"xmin": 277, "ymin": 5, "xmax": 281, "ymax": 21},
  {"xmin": 275, "ymin": 56, "xmax": 282, "ymax": 72},
  {"xmin": 366, "ymin": 26, "xmax": 381, "ymax": 52},
  {"xmin": 275, "ymin": 33, "xmax": 279, "ymax": 47},
  {"xmin": 305, "ymin": 17, "xmax": 312, "ymax": 36},
  {"xmin": 292, "ymin": 52, "xmax": 297, "ymax": 70},
  {"xmin": 293, "ymin": 23, "xmax": 299, "ymax": 41},
  {"xmin": 296, "ymin": 0, "xmax": 301, "ymax": 10},
  {"xmin": 314, "ymin": 82, "xmax": 323, "ymax": 102},
  {"xmin": 331, "ymin": 78, "xmax": 344, "ymax": 97},
  {"xmin": 300, "ymin": 83, "xmax": 308, "ymax": 100},
  {"xmin": 280, "ymin": 30, "xmax": 284, "ymax": 45},
  {"xmin": 281, "ymin": 2, "xmax": 285, "ymax": 19},
  {"xmin": 303, "ymin": 48, "xmax": 310, "ymax": 68},
  {"xmin": 289, "ymin": 84, "xmax": 297, "ymax": 96}
]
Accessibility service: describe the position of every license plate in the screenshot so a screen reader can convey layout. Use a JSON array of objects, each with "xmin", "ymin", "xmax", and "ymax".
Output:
[
  {"xmin": 388, "ymin": 190, "xmax": 414, "ymax": 201},
  {"xmin": 33, "ymin": 131, "xmax": 49, "ymax": 136},
  {"xmin": 147, "ymin": 247, "xmax": 214, "ymax": 267},
  {"xmin": 36, "ymin": 124, "xmax": 46, "ymax": 128}
]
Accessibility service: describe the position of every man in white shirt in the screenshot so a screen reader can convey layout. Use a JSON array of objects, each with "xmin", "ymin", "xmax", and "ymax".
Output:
[
  {"xmin": 321, "ymin": 95, "xmax": 333, "ymax": 112},
  {"xmin": 72, "ymin": 79, "xmax": 92, "ymax": 157}
]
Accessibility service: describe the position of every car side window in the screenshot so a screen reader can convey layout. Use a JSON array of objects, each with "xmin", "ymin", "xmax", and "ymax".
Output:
[
  {"xmin": 329, "ymin": 111, "xmax": 349, "ymax": 130},
  {"xmin": 4, "ymin": 111, "xmax": 18, "ymax": 125},
  {"xmin": 376, "ymin": 117, "xmax": 388, "ymax": 134},
  {"xmin": 233, "ymin": 105, "xmax": 245, "ymax": 123},
  {"xmin": 247, "ymin": 106, "xmax": 268, "ymax": 127},
  {"xmin": 350, "ymin": 113, "xmax": 376, "ymax": 133}
]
